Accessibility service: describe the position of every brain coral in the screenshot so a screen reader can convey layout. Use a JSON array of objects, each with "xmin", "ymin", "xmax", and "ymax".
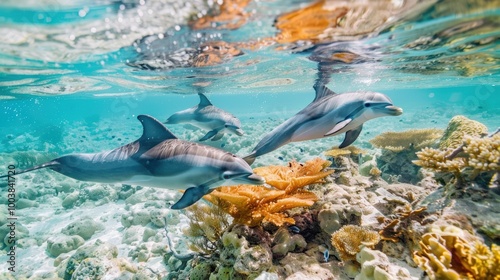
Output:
[{"xmin": 439, "ymin": 115, "xmax": 488, "ymax": 150}]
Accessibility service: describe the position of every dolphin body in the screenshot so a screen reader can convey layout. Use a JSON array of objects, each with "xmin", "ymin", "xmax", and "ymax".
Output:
[
  {"xmin": 165, "ymin": 93, "xmax": 244, "ymax": 141},
  {"xmin": 0, "ymin": 115, "xmax": 264, "ymax": 209},
  {"xmin": 243, "ymin": 85, "xmax": 403, "ymax": 165}
]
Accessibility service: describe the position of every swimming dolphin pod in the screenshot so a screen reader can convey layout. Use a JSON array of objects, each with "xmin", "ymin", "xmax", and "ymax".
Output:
[
  {"xmin": 164, "ymin": 93, "xmax": 244, "ymax": 141},
  {"xmin": 0, "ymin": 115, "xmax": 264, "ymax": 209},
  {"xmin": 243, "ymin": 85, "xmax": 403, "ymax": 165}
]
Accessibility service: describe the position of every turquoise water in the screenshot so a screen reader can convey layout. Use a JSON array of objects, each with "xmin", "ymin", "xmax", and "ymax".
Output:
[{"xmin": 0, "ymin": 0, "xmax": 499, "ymax": 279}]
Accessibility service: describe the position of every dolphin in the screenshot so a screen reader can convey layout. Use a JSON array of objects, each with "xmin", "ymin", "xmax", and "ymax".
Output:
[
  {"xmin": 243, "ymin": 85, "xmax": 403, "ymax": 165},
  {"xmin": 164, "ymin": 93, "xmax": 244, "ymax": 141},
  {"xmin": 0, "ymin": 115, "xmax": 264, "ymax": 209}
]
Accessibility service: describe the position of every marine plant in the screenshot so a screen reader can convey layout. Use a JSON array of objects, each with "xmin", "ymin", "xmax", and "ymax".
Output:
[
  {"xmin": 413, "ymin": 225, "xmax": 500, "ymax": 280},
  {"xmin": 204, "ymin": 158, "xmax": 332, "ymax": 227},
  {"xmin": 330, "ymin": 225, "xmax": 381, "ymax": 262},
  {"xmin": 183, "ymin": 202, "xmax": 231, "ymax": 256}
]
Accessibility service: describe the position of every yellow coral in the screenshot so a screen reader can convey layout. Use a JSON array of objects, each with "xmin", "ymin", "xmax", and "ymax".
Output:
[
  {"xmin": 413, "ymin": 225, "xmax": 500, "ymax": 280},
  {"xmin": 324, "ymin": 145, "xmax": 367, "ymax": 158},
  {"xmin": 463, "ymin": 133, "xmax": 500, "ymax": 172},
  {"xmin": 439, "ymin": 115, "xmax": 488, "ymax": 150},
  {"xmin": 369, "ymin": 128, "xmax": 443, "ymax": 152},
  {"xmin": 413, "ymin": 147, "xmax": 466, "ymax": 173},
  {"xmin": 331, "ymin": 225, "xmax": 380, "ymax": 262}
]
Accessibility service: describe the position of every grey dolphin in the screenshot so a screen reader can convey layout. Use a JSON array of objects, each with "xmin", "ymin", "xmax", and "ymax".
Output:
[
  {"xmin": 243, "ymin": 85, "xmax": 403, "ymax": 165},
  {"xmin": 0, "ymin": 115, "xmax": 264, "ymax": 209},
  {"xmin": 165, "ymin": 93, "xmax": 244, "ymax": 141}
]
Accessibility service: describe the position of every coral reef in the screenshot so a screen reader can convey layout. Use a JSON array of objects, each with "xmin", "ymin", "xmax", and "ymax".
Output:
[
  {"xmin": 330, "ymin": 225, "xmax": 380, "ymax": 262},
  {"xmin": 324, "ymin": 145, "xmax": 367, "ymax": 164},
  {"xmin": 413, "ymin": 225, "xmax": 500, "ymax": 280},
  {"xmin": 378, "ymin": 206, "xmax": 428, "ymax": 244},
  {"xmin": 205, "ymin": 158, "xmax": 331, "ymax": 227},
  {"xmin": 414, "ymin": 130, "xmax": 499, "ymax": 189},
  {"xmin": 438, "ymin": 115, "xmax": 488, "ymax": 150},
  {"xmin": 253, "ymin": 157, "xmax": 334, "ymax": 192},
  {"xmin": 369, "ymin": 128, "xmax": 442, "ymax": 183},
  {"xmin": 205, "ymin": 185, "xmax": 318, "ymax": 227}
]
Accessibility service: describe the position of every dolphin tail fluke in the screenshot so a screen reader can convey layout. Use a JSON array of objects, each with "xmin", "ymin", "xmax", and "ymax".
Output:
[
  {"xmin": 0, "ymin": 161, "xmax": 59, "ymax": 180},
  {"xmin": 171, "ymin": 186, "xmax": 207, "ymax": 210}
]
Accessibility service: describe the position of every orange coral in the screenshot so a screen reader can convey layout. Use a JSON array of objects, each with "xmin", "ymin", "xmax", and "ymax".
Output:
[
  {"xmin": 189, "ymin": 0, "xmax": 251, "ymax": 30},
  {"xmin": 204, "ymin": 185, "xmax": 317, "ymax": 227},
  {"xmin": 204, "ymin": 158, "xmax": 332, "ymax": 227},
  {"xmin": 253, "ymin": 158, "xmax": 333, "ymax": 193}
]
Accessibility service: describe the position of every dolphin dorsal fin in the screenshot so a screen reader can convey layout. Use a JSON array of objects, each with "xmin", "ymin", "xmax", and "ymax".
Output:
[
  {"xmin": 198, "ymin": 93, "xmax": 213, "ymax": 107},
  {"xmin": 137, "ymin": 115, "xmax": 177, "ymax": 145},
  {"xmin": 313, "ymin": 84, "xmax": 337, "ymax": 102}
]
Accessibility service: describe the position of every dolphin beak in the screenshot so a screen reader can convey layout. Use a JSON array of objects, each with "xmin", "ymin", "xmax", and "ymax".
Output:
[
  {"xmin": 235, "ymin": 128, "xmax": 244, "ymax": 136},
  {"xmin": 384, "ymin": 105, "xmax": 403, "ymax": 116},
  {"xmin": 244, "ymin": 173, "xmax": 265, "ymax": 185}
]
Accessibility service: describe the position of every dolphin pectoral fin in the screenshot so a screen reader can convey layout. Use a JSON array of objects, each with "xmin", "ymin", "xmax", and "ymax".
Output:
[
  {"xmin": 339, "ymin": 125, "xmax": 363, "ymax": 148},
  {"xmin": 324, "ymin": 118, "xmax": 352, "ymax": 137},
  {"xmin": 171, "ymin": 186, "xmax": 207, "ymax": 209},
  {"xmin": 211, "ymin": 132, "xmax": 224, "ymax": 141},
  {"xmin": 243, "ymin": 154, "xmax": 256, "ymax": 165},
  {"xmin": 199, "ymin": 129, "xmax": 219, "ymax": 142}
]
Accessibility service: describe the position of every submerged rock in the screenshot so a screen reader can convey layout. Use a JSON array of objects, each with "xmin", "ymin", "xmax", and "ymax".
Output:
[{"xmin": 46, "ymin": 234, "xmax": 85, "ymax": 257}]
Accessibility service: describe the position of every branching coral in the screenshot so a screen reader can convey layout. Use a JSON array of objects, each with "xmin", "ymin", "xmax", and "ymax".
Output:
[
  {"xmin": 330, "ymin": 225, "xmax": 380, "ymax": 262},
  {"xmin": 439, "ymin": 115, "xmax": 488, "ymax": 150},
  {"xmin": 183, "ymin": 202, "xmax": 230, "ymax": 255},
  {"xmin": 205, "ymin": 185, "xmax": 318, "ymax": 227},
  {"xmin": 413, "ymin": 225, "xmax": 500, "ymax": 280},
  {"xmin": 253, "ymin": 157, "xmax": 333, "ymax": 193},
  {"xmin": 414, "ymin": 130, "xmax": 500, "ymax": 187},
  {"xmin": 204, "ymin": 158, "xmax": 332, "ymax": 227},
  {"xmin": 369, "ymin": 128, "xmax": 442, "ymax": 152}
]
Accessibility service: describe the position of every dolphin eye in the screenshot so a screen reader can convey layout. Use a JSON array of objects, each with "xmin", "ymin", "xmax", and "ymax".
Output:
[
  {"xmin": 364, "ymin": 103, "xmax": 372, "ymax": 107},
  {"xmin": 222, "ymin": 173, "xmax": 233, "ymax": 180}
]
